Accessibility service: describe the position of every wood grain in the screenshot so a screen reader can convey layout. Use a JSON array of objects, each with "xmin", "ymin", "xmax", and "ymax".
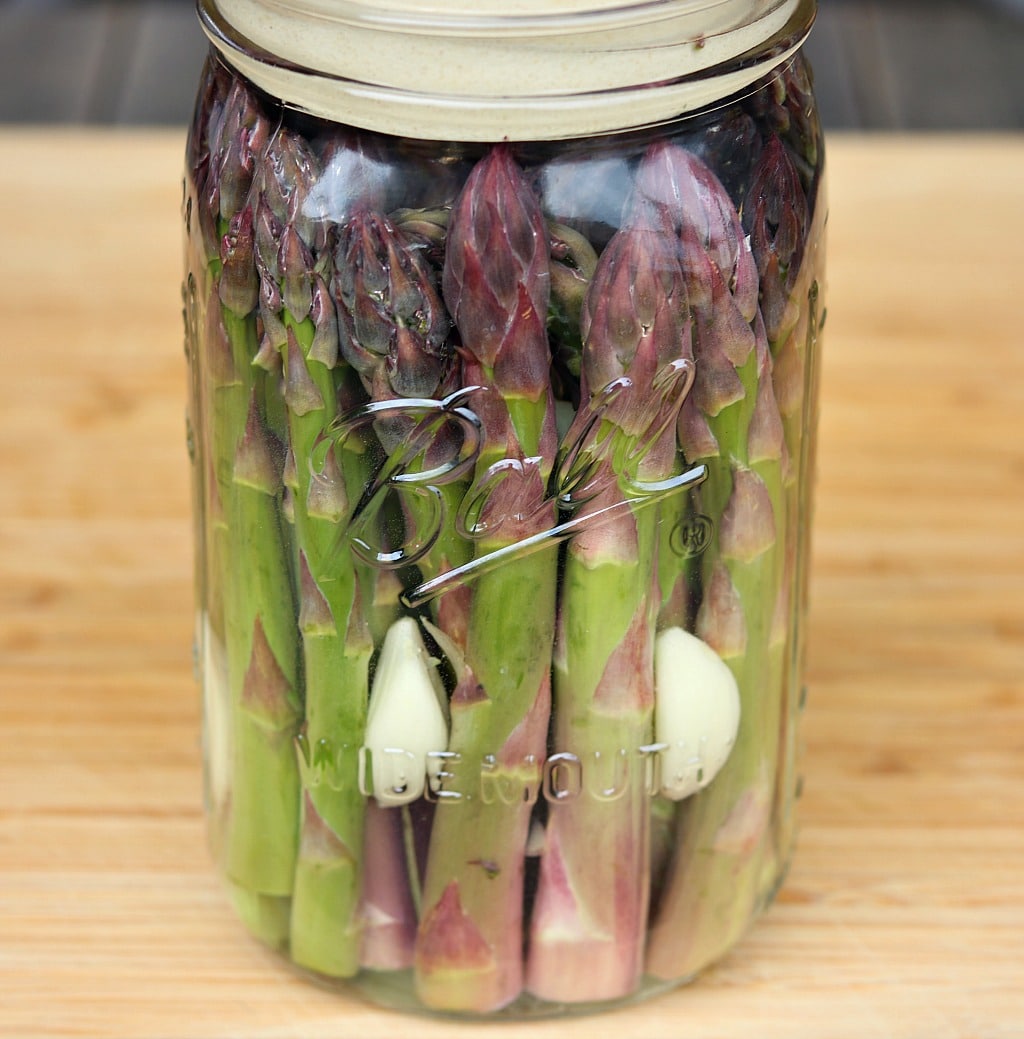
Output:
[{"xmin": 1, "ymin": 131, "xmax": 1022, "ymax": 1039}]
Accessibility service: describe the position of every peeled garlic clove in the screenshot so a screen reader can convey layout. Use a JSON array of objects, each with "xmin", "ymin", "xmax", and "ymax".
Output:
[
  {"xmin": 365, "ymin": 616, "xmax": 449, "ymax": 806},
  {"xmin": 654, "ymin": 627, "xmax": 741, "ymax": 801}
]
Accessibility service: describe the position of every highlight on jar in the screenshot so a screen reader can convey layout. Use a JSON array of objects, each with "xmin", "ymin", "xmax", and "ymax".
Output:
[{"xmin": 183, "ymin": 46, "xmax": 826, "ymax": 1017}]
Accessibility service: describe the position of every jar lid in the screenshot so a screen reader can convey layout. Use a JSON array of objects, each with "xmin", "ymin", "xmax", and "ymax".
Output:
[{"xmin": 199, "ymin": 0, "xmax": 815, "ymax": 140}]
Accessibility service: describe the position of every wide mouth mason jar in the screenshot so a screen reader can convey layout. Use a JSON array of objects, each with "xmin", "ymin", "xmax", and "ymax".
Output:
[{"xmin": 182, "ymin": 0, "xmax": 826, "ymax": 1018}]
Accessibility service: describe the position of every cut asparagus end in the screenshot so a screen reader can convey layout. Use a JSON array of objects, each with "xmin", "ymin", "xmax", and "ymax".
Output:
[
  {"xmin": 526, "ymin": 819, "xmax": 647, "ymax": 1004},
  {"xmin": 289, "ymin": 791, "xmax": 361, "ymax": 978},
  {"xmin": 227, "ymin": 883, "xmax": 291, "ymax": 952},
  {"xmin": 414, "ymin": 882, "xmax": 509, "ymax": 1012},
  {"xmin": 360, "ymin": 802, "xmax": 418, "ymax": 971}
]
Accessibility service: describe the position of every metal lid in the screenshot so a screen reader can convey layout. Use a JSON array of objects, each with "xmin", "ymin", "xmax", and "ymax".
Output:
[{"xmin": 199, "ymin": 0, "xmax": 815, "ymax": 140}]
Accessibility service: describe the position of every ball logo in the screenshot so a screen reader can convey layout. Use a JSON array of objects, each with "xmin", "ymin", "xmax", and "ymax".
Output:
[{"xmin": 316, "ymin": 358, "xmax": 709, "ymax": 605}]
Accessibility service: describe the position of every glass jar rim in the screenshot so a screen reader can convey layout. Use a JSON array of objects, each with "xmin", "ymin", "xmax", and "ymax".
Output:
[
  {"xmin": 199, "ymin": 0, "xmax": 816, "ymax": 141},
  {"xmin": 210, "ymin": 0, "xmax": 798, "ymax": 34}
]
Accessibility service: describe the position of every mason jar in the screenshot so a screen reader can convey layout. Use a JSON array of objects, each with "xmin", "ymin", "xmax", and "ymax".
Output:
[{"xmin": 182, "ymin": 0, "xmax": 826, "ymax": 1017}]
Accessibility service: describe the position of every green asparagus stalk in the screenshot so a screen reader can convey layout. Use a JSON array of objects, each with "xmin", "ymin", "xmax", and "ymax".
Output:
[
  {"xmin": 743, "ymin": 132, "xmax": 825, "ymax": 882},
  {"xmin": 745, "ymin": 53, "xmax": 823, "ymax": 201},
  {"xmin": 745, "ymin": 135, "xmax": 810, "ymax": 363},
  {"xmin": 186, "ymin": 55, "xmax": 228, "ymax": 263},
  {"xmin": 216, "ymin": 299, "xmax": 302, "ymax": 903},
  {"xmin": 335, "ymin": 209, "xmax": 450, "ymax": 407},
  {"xmin": 387, "ymin": 204, "xmax": 591, "ymax": 416},
  {"xmin": 248, "ymin": 125, "xmax": 374, "ymax": 978},
  {"xmin": 639, "ymin": 142, "xmax": 787, "ymax": 980},
  {"xmin": 332, "ymin": 207, "xmax": 463, "ymax": 969},
  {"xmin": 360, "ymin": 802, "xmax": 419, "ymax": 970},
  {"xmin": 333, "ymin": 207, "xmax": 471, "ymax": 642},
  {"xmin": 184, "ymin": 56, "xmax": 228, "ymax": 855},
  {"xmin": 360, "ymin": 613, "xmax": 455, "ymax": 969},
  {"xmin": 526, "ymin": 199, "xmax": 693, "ymax": 1002},
  {"xmin": 413, "ymin": 145, "xmax": 558, "ymax": 1012},
  {"xmin": 191, "ymin": 84, "xmax": 304, "ymax": 925}
]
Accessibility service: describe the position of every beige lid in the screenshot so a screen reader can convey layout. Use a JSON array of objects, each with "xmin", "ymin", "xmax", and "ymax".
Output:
[{"xmin": 200, "ymin": 0, "xmax": 815, "ymax": 140}]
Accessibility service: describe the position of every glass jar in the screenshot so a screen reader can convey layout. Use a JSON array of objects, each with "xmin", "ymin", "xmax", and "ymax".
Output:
[{"xmin": 182, "ymin": 0, "xmax": 826, "ymax": 1018}]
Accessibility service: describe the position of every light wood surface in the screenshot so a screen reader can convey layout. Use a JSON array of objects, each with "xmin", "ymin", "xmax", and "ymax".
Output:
[{"xmin": 1, "ymin": 131, "xmax": 1022, "ymax": 1039}]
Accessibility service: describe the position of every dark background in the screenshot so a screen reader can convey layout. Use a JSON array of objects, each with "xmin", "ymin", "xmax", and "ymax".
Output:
[{"xmin": 1, "ymin": 0, "xmax": 1022, "ymax": 129}]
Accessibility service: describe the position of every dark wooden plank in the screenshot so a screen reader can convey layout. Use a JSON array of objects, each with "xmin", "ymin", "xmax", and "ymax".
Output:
[
  {"xmin": 83, "ymin": 4, "xmax": 145, "ymax": 123},
  {"xmin": 115, "ymin": 2, "xmax": 208, "ymax": 124},
  {"xmin": 0, "ymin": 0, "xmax": 1021, "ymax": 129},
  {"xmin": 0, "ymin": 9, "xmax": 108, "ymax": 123},
  {"xmin": 805, "ymin": 3, "xmax": 872, "ymax": 130},
  {"xmin": 874, "ymin": 0, "xmax": 1024, "ymax": 129},
  {"xmin": 813, "ymin": 0, "xmax": 1024, "ymax": 131},
  {"xmin": 823, "ymin": 2, "xmax": 905, "ymax": 129}
]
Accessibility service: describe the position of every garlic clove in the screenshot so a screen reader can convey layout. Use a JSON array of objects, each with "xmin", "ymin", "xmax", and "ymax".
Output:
[
  {"xmin": 654, "ymin": 626, "xmax": 741, "ymax": 801},
  {"xmin": 365, "ymin": 616, "xmax": 449, "ymax": 806}
]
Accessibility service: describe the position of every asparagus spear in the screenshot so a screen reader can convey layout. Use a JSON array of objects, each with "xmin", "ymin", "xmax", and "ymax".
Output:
[
  {"xmin": 333, "ymin": 207, "xmax": 472, "ymax": 641},
  {"xmin": 191, "ymin": 85, "xmax": 304, "ymax": 926},
  {"xmin": 745, "ymin": 53, "xmax": 823, "ymax": 202},
  {"xmin": 245, "ymin": 125, "xmax": 375, "ymax": 977},
  {"xmin": 413, "ymin": 145, "xmax": 558, "ymax": 1012},
  {"xmin": 185, "ymin": 56, "xmax": 228, "ymax": 853},
  {"xmin": 526, "ymin": 197, "xmax": 693, "ymax": 1002},
  {"xmin": 745, "ymin": 135, "xmax": 810, "ymax": 363},
  {"xmin": 360, "ymin": 802, "xmax": 419, "ymax": 970},
  {"xmin": 332, "ymin": 207, "xmax": 464, "ymax": 969},
  {"xmin": 185, "ymin": 55, "xmax": 228, "ymax": 264},
  {"xmin": 335, "ymin": 209, "xmax": 450, "ymax": 408},
  {"xmin": 390, "ymin": 206, "xmax": 590, "ymax": 447},
  {"xmin": 743, "ymin": 132, "xmax": 824, "ymax": 882},
  {"xmin": 360, "ymin": 617, "xmax": 449, "ymax": 969},
  {"xmin": 638, "ymin": 143, "xmax": 787, "ymax": 980}
]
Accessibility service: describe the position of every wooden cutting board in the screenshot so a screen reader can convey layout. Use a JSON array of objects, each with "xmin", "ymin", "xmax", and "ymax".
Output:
[{"xmin": 0, "ymin": 130, "xmax": 1021, "ymax": 1038}]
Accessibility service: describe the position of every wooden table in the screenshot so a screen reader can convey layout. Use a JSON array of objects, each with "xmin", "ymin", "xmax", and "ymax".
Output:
[{"xmin": 1, "ymin": 131, "xmax": 1022, "ymax": 1038}]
